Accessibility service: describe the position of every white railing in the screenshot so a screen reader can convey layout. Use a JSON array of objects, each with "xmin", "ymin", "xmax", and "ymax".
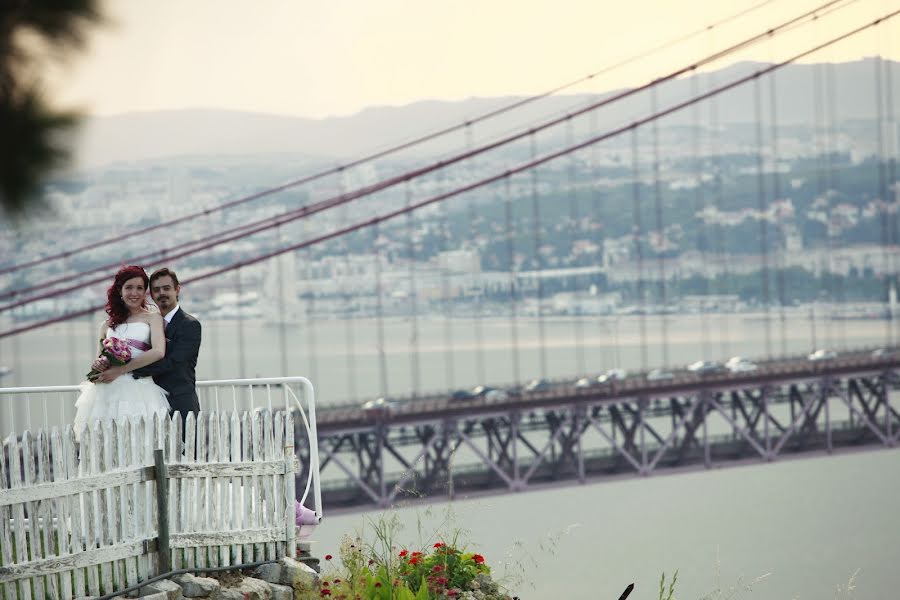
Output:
[
  {"xmin": 0, "ymin": 383, "xmax": 321, "ymax": 600},
  {"xmin": 0, "ymin": 377, "xmax": 321, "ymax": 522}
]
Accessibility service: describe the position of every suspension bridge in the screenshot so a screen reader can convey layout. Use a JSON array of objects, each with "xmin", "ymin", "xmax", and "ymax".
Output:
[{"xmin": 1, "ymin": 0, "xmax": 899, "ymax": 513}]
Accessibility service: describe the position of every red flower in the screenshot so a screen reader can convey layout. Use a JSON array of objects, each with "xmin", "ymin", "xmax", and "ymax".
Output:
[
  {"xmin": 399, "ymin": 550, "xmax": 409, "ymax": 558},
  {"xmin": 449, "ymin": 591, "xmax": 458, "ymax": 597},
  {"xmin": 333, "ymin": 579, "xmax": 341, "ymax": 584},
  {"xmin": 433, "ymin": 542, "xmax": 445, "ymax": 549},
  {"xmin": 431, "ymin": 565, "xmax": 443, "ymax": 573},
  {"xmin": 374, "ymin": 582, "xmax": 382, "ymax": 588},
  {"xmin": 368, "ymin": 559, "xmax": 375, "ymax": 565},
  {"xmin": 408, "ymin": 556, "xmax": 421, "ymax": 565},
  {"xmin": 412, "ymin": 551, "xmax": 422, "ymax": 556},
  {"xmin": 320, "ymin": 590, "xmax": 331, "ymax": 597},
  {"xmin": 472, "ymin": 553, "xmax": 485, "ymax": 564},
  {"xmin": 322, "ymin": 581, "xmax": 330, "ymax": 587},
  {"xmin": 325, "ymin": 554, "xmax": 333, "ymax": 560}
]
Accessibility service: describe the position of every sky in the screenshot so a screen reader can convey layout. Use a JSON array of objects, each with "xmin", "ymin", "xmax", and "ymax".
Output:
[{"xmin": 44, "ymin": 0, "xmax": 900, "ymax": 120}]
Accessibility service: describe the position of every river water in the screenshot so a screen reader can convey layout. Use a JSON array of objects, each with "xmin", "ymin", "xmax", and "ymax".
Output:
[{"xmin": 1, "ymin": 311, "xmax": 898, "ymax": 598}]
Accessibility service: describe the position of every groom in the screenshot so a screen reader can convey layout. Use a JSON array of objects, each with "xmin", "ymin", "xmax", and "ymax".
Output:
[{"xmin": 131, "ymin": 267, "xmax": 202, "ymax": 421}]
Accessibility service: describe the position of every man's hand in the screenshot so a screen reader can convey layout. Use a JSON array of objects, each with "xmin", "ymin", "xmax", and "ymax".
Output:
[{"xmin": 95, "ymin": 366, "xmax": 125, "ymax": 384}]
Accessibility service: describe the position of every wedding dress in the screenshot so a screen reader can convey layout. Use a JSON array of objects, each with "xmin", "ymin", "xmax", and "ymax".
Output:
[{"xmin": 73, "ymin": 321, "xmax": 170, "ymax": 439}]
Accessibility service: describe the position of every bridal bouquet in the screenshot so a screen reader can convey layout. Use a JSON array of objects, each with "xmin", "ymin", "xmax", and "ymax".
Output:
[{"xmin": 86, "ymin": 337, "xmax": 132, "ymax": 382}]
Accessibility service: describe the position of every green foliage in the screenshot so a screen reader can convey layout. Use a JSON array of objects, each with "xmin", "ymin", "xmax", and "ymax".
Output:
[
  {"xmin": 658, "ymin": 570, "xmax": 678, "ymax": 600},
  {"xmin": 0, "ymin": 0, "xmax": 102, "ymax": 219},
  {"xmin": 304, "ymin": 513, "xmax": 514, "ymax": 600}
]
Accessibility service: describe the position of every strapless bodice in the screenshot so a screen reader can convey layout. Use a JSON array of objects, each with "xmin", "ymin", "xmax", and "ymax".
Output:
[{"xmin": 107, "ymin": 322, "xmax": 152, "ymax": 358}]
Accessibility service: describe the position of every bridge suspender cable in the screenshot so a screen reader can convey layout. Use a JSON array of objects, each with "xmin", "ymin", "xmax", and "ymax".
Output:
[
  {"xmin": 2, "ymin": 6, "xmax": 897, "ymax": 339},
  {"xmin": 0, "ymin": 0, "xmax": 859, "ymax": 311},
  {"xmin": 0, "ymin": 0, "xmax": 786, "ymax": 279}
]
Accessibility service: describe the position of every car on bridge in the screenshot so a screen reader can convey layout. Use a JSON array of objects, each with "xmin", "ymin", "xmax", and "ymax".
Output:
[
  {"xmin": 725, "ymin": 356, "xmax": 758, "ymax": 373},
  {"xmin": 575, "ymin": 377, "xmax": 599, "ymax": 389},
  {"xmin": 361, "ymin": 397, "xmax": 395, "ymax": 414},
  {"xmin": 808, "ymin": 349, "xmax": 838, "ymax": 361},
  {"xmin": 524, "ymin": 378, "xmax": 551, "ymax": 393},
  {"xmin": 646, "ymin": 369, "xmax": 675, "ymax": 381},
  {"xmin": 472, "ymin": 385, "xmax": 509, "ymax": 402},
  {"xmin": 597, "ymin": 368, "xmax": 628, "ymax": 384},
  {"xmin": 687, "ymin": 360, "xmax": 726, "ymax": 375}
]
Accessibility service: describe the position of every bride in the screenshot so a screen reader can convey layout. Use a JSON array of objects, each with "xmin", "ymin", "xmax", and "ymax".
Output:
[{"xmin": 73, "ymin": 265, "xmax": 170, "ymax": 439}]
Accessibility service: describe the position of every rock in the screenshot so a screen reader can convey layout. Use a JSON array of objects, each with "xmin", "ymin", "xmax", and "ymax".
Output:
[
  {"xmin": 255, "ymin": 556, "xmax": 319, "ymax": 588},
  {"xmin": 140, "ymin": 580, "xmax": 184, "ymax": 600},
  {"xmin": 269, "ymin": 583, "xmax": 293, "ymax": 600},
  {"xmin": 139, "ymin": 594, "xmax": 170, "ymax": 600},
  {"xmin": 217, "ymin": 577, "xmax": 271, "ymax": 600},
  {"xmin": 173, "ymin": 573, "xmax": 221, "ymax": 598}
]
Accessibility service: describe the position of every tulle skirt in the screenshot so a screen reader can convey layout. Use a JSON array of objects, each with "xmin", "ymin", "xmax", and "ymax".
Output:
[{"xmin": 73, "ymin": 376, "xmax": 170, "ymax": 440}]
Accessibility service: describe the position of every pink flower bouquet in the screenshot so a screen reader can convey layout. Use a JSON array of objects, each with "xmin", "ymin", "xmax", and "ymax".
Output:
[{"xmin": 86, "ymin": 337, "xmax": 132, "ymax": 382}]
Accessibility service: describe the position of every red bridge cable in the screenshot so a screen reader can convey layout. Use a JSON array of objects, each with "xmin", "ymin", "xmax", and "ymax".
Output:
[
  {"xmin": 2, "ymin": 6, "xmax": 894, "ymax": 339},
  {"xmin": 0, "ymin": 0, "xmax": 834, "ymax": 279},
  {"xmin": 0, "ymin": 0, "xmax": 852, "ymax": 309}
]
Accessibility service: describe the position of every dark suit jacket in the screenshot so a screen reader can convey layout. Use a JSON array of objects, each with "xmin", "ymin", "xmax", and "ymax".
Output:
[{"xmin": 133, "ymin": 307, "xmax": 201, "ymax": 415}]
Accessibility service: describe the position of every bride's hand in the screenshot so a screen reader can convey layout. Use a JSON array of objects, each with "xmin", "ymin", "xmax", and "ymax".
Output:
[
  {"xmin": 91, "ymin": 357, "xmax": 109, "ymax": 372},
  {"xmin": 95, "ymin": 366, "xmax": 124, "ymax": 383}
]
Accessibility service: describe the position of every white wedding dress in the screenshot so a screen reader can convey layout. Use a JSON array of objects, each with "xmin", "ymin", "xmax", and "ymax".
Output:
[{"xmin": 73, "ymin": 321, "xmax": 170, "ymax": 439}]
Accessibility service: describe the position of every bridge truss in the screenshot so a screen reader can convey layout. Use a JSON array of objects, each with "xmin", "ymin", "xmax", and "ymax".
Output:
[{"xmin": 301, "ymin": 364, "xmax": 899, "ymax": 512}]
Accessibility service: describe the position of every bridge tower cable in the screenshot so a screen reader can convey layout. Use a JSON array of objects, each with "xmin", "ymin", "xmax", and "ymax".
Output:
[
  {"xmin": 814, "ymin": 56, "xmax": 836, "ymax": 351},
  {"xmin": 691, "ymin": 76, "xmax": 712, "ymax": 360},
  {"xmin": 235, "ymin": 266, "xmax": 247, "ymax": 379},
  {"xmin": 708, "ymin": 61, "xmax": 733, "ymax": 359},
  {"xmin": 274, "ymin": 227, "xmax": 290, "ymax": 376},
  {"xmin": 567, "ymin": 118, "xmax": 587, "ymax": 376},
  {"xmin": 529, "ymin": 133, "xmax": 548, "ymax": 380},
  {"xmin": 884, "ymin": 20, "xmax": 900, "ymax": 348},
  {"xmin": 874, "ymin": 43, "xmax": 892, "ymax": 349},
  {"xmin": 754, "ymin": 77, "xmax": 774, "ymax": 359},
  {"xmin": 651, "ymin": 86, "xmax": 670, "ymax": 367},
  {"xmin": 465, "ymin": 123, "xmax": 488, "ymax": 386},
  {"xmin": 753, "ymin": 78, "xmax": 772, "ymax": 358},
  {"xmin": 302, "ymin": 244, "xmax": 320, "ymax": 394},
  {"xmin": 767, "ymin": 50, "xmax": 789, "ymax": 356},
  {"xmin": 504, "ymin": 175, "xmax": 522, "ymax": 385},
  {"xmin": 437, "ymin": 168, "xmax": 457, "ymax": 391},
  {"xmin": 405, "ymin": 181, "xmax": 422, "ymax": 398},
  {"xmin": 826, "ymin": 58, "xmax": 847, "ymax": 350},
  {"xmin": 373, "ymin": 221, "xmax": 390, "ymax": 400},
  {"xmin": 588, "ymin": 111, "xmax": 618, "ymax": 368},
  {"xmin": 338, "ymin": 169, "xmax": 359, "ymax": 401},
  {"xmin": 631, "ymin": 127, "xmax": 649, "ymax": 371}
]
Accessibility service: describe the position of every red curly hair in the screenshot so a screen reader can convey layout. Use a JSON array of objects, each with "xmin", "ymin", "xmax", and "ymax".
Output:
[{"xmin": 105, "ymin": 265, "xmax": 149, "ymax": 328}]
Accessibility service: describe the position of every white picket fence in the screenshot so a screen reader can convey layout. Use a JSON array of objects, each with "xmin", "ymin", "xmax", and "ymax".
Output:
[{"xmin": 0, "ymin": 378, "xmax": 321, "ymax": 600}]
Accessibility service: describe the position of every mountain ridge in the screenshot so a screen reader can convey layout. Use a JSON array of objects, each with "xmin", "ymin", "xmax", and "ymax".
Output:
[{"xmin": 73, "ymin": 58, "xmax": 900, "ymax": 168}]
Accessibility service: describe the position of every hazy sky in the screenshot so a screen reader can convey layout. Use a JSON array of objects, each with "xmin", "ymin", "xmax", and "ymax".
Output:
[{"xmin": 46, "ymin": 0, "xmax": 900, "ymax": 119}]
